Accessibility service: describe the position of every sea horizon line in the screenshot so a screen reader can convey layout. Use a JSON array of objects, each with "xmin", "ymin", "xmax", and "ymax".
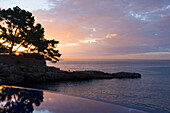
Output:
[{"xmin": 59, "ymin": 58, "xmax": 170, "ymax": 61}]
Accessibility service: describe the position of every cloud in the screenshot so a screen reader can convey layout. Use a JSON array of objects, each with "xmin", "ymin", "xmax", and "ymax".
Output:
[
  {"xmin": 59, "ymin": 43, "xmax": 79, "ymax": 47},
  {"xmin": 0, "ymin": 0, "xmax": 54, "ymax": 11},
  {"xmin": 80, "ymin": 34, "xmax": 118, "ymax": 43},
  {"xmin": 106, "ymin": 34, "xmax": 118, "ymax": 39},
  {"xmin": 80, "ymin": 39, "xmax": 96, "ymax": 43},
  {"xmin": 34, "ymin": 0, "xmax": 170, "ymax": 59},
  {"xmin": 1, "ymin": 0, "xmax": 170, "ymax": 59}
]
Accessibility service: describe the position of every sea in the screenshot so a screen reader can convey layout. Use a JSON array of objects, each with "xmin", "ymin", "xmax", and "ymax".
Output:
[{"xmin": 26, "ymin": 60, "xmax": 170, "ymax": 113}]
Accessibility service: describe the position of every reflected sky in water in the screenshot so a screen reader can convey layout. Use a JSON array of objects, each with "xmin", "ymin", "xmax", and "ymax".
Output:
[
  {"xmin": 44, "ymin": 60, "xmax": 170, "ymax": 113},
  {"xmin": 0, "ymin": 86, "xmax": 147, "ymax": 113},
  {"xmin": 1, "ymin": 60, "xmax": 169, "ymax": 112}
]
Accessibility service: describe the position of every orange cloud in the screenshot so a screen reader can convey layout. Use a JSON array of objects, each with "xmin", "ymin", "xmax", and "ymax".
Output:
[
  {"xmin": 106, "ymin": 34, "xmax": 118, "ymax": 38},
  {"xmin": 59, "ymin": 43, "xmax": 79, "ymax": 47},
  {"xmin": 80, "ymin": 34, "xmax": 118, "ymax": 43}
]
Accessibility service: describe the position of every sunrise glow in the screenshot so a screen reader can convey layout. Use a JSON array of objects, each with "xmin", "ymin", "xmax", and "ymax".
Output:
[{"xmin": 0, "ymin": 0, "xmax": 169, "ymax": 60}]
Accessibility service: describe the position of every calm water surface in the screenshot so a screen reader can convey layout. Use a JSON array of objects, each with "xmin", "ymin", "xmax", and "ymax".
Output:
[
  {"xmin": 26, "ymin": 60, "xmax": 170, "ymax": 113},
  {"xmin": 0, "ymin": 86, "xmax": 147, "ymax": 113}
]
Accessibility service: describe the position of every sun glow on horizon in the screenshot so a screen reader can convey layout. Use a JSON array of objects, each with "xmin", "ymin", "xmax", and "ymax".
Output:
[
  {"xmin": 0, "ymin": 39, "xmax": 33, "ymax": 52},
  {"xmin": 0, "ymin": 1, "xmax": 170, "ymax": 59}
]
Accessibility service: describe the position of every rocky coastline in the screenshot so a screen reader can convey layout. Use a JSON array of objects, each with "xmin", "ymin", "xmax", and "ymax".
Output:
[{"xmin": 0, "ymin": 63, "xmax": 141, "ymax": 84}]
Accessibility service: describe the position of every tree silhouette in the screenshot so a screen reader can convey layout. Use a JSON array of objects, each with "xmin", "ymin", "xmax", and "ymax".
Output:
[
  {"xmin": 0, "ymin": 6, "xmax": 61, "ymax": 62},
  {"xmin": 0, "ymin": 86, "xmax": 44, "ymax": 113},
  {"xmin": 0, "ymin": 6, "xmax": 34, "ymax": 55},
  {"xmin": 0, "ymin": 45, "xmax": 9, "ymax": 53}
]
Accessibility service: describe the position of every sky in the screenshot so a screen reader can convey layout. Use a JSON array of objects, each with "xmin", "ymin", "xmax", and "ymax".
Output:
[{"xmin": 0, "ymin": 0, "xmax": 170, "ymax": 60}]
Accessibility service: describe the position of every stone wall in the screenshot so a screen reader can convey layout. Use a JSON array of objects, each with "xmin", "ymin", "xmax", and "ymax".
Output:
[{"xmin": 0, "ymin": 55, "xmax": 46, "ymax": 67}]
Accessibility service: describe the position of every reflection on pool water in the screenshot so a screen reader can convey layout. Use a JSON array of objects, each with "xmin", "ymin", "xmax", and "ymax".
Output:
[
  {"xmin": 0, "ymin": 86, "xmax": 43, "ymax": 113},
  {"xmin": 0, "ymin": 85, "xmax": 149, "ymax": 113}
]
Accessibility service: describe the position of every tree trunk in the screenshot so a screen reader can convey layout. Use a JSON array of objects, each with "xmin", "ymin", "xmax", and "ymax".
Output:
[{"xmin": 10, "ymin": 42, "xmax": 14, "ymax": 55}]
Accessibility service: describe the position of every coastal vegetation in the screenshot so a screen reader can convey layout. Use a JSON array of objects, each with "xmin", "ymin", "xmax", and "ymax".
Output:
[{"xmin": 0, "ymin": 6, "xmax": 61, "ymax": 62}]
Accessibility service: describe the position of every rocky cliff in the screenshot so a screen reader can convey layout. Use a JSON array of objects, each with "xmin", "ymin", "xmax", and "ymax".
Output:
[{"xmin": 0, "ymin": 63, "xmax": 141, "ymax": 84}]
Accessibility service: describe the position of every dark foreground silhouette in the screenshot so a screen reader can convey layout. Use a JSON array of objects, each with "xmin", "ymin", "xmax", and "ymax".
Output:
[{"xmin": 0, "ymin": 86, "xmax": 43, "ymax": 113}]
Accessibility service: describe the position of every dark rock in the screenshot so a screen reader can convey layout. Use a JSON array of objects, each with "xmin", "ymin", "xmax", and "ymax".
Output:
[
  {"xmin": 45, "ymin": 66, "xmax": 60, "ymax": 72},
  {"xmin": 1, "ymin": 74, "xmax": 24, "ymax": 84},
  {"xmin": 0, "ymin": 63, "xmax": 142, "ymax": 85},
  {"xmin": 112, "ymin": 72, "xmax": 141, "ymax": 78}
]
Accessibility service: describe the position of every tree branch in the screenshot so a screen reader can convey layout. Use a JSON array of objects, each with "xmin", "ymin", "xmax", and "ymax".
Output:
[
  {"xmin": 27, "ymin": 44, "xmax": 32, "ymax": 53},
  {"xmin": 14, "ymin": 26, "xmax": 19, "ymax": 37},
  {"xmin": 14, "ymin": 40, "xmax": 25, "ymax": 53}
]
